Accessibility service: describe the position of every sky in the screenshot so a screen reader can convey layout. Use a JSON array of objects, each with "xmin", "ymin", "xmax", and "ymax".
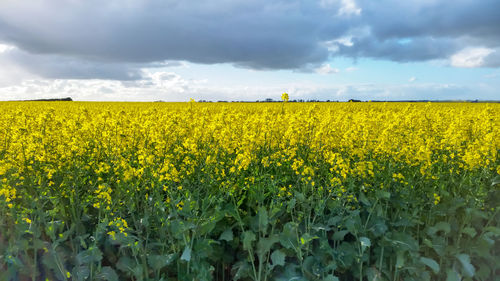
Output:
[{"xmin": 0, "ymin": 0, "xmax": 499, "ymax": 101}]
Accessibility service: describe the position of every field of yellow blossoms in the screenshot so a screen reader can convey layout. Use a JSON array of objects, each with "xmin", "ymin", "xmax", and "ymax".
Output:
[{"xmin": 1, "ymin": 101, "xmax": 499, "ymax": 281}]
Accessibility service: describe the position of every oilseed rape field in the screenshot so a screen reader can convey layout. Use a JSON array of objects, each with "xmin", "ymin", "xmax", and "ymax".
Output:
[{"xmin": 0, "ymin": 101, "xmax": 499, "ymax": 281}]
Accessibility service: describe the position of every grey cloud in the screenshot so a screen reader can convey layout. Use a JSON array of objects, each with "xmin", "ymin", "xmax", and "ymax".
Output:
[
  {"xmin": 358, "ymin": 0, "xmax": 500, "ymax": 41},
  {"xmin": 483, "ymin": 49, "xmax": 500, "ymax": 67},
  {"xmin": 334, "ymin": 0, "xmax": 500, "ymax": 64},
  {"xmin": 1, "ymin": 0, "xmax": 500, "ymax": 77},
  {"xmin": 0, "ymin": 46, "xmax": 183, "ymax": 80},
  {"xmin": 0, "ymin": 0, "xmax": 341, "ymax": 70},
  {"xmin": 336, "ymin": 36, "xmax": 460, "ymax": 62}
]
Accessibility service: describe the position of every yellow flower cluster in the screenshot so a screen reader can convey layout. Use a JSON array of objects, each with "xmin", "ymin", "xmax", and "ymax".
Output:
[
  {"xmin": 107, "ymin": 217, "xmax": 129, "ymax": 240},
  {"xmin": 0, "ymin": 101, "xmax": 498, "ymax": 211}
]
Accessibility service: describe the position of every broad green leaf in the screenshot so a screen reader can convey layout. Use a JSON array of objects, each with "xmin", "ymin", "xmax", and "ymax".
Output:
[
  {"xmin": 116, "ymin": 256, "xmax": 136, "ymax": 274},
  {"xmin": 476, "ymin": 263, "xmax": 491, "ymax": 280},
  {"xmin": 365, "ymin": 267, "xmax": 382, "ymax": 281},
  {"xmin": 427, "ymin": 221, "xmax": 451, "ymax": 236},
  {"xmin": 369, "ymin": 219, "xmax": 388, "ymax": 237},
  {"xmin": 461, "ymin": 227, "xmax": 477, "ymax": 238},
  {"xmin": 72, "ymin": 265, "xmax": 90, "ymax": 281},
  {"xmin": 300, "ymin": 233, "xmax": 319, "ymax": 245},
  {"xmin": 243, "ymin": 231, "xmax": 256, "ymax": 250},
  {"xmin": 76, "ymin": 247, "xmax": 103, "ymax": 264},
  {"xmin": 396, "ymin": 251, "xmax": 405, "ymax": 268},
  {"xmin": 96, "ymin": 267, "xmax": 118, "ymax": 281},
  {"xmin": 233, "ymin": 261, "xmax": 252, "ymax": 281},
  {"xmin": 391, "ymin": 232, "xmax": 419, "ymax": 252},
  {"xmin": 491, "ymin": 175, "xmax": 500, "ymax": 186},
  {"xmin": 327, "ymin": 216, "xmax": 342, "ymax": 227},
  {"xmin": 257, "ymin": 235, "xmax": 279, "ymax": 256},
  {"xmin": 323, "ymin": 275, "xmax": 339, "ymax": 281},
  {"xmin": 484, "ymin": 226, "xmax": 500, "ymax": 235},
  {"xmin": 199, "ymin": 220, "xmax": 216, "ymax": 236},
  {"xmin": 180, "ymin": 246, "xmax": 192, "ymax": 262},
  {"xmin": 359, "ymin": 237, "xmax": 371, "ymax": 252},
  {"xmin": 375, "ymin": 190, "xmax": 391, "ymax": 199},
  {"xmin": 456, "ymin": 254, "xmax": 475, "ymax": 278},
  {"xmin": 275, "ymin": 263, "xmax": 302, "ymax": 281},
  {"xmin": 147, "ymin": 254, "xmax": 176, "ymax": 271},
  {"xmin": 219, "ymin": 228, "xmax": 234, "ymax": 242},
  {"xmin": 345, "ymin": 215, "xmax": 362, "ymax": 234},
  {"xmin": 420, "ymin": 257, "xmax": 440, "ymax": 273},
  {"xmin": 271, "ymin": 250, "xmax": 286, "ymax": 267},
  {"xmin": 446, "ymin": 269, "xmax": 461, "ymax": 281},
  {"xmin": 333, "ymin": 230, "xmax": 349, "ymax": 241},
  {"xmin": 359, "ymin": 192, "xmax": 371, "ymax": 206},
  {"xmin": 280, "ymin": 222, "xmax": 298, "ymax": 249},
  {"xmin": 258, "ymin": 207, "xmax": 269, "ymax": 234}
]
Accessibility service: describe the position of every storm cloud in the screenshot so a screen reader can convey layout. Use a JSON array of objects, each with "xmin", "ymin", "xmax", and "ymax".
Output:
[{"xmin": 0, "ymin": 0, "xmax": 499, "ymax": 80}]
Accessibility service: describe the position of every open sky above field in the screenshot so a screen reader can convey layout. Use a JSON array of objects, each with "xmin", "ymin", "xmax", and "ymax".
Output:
[{"xmin": 0, "ymin": 0, "xmax": 499, "ymax": 101}]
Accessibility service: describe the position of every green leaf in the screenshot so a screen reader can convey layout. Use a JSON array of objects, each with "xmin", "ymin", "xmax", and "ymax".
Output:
[
  {"xmin": 484, "ymin": 226, "xmax": 500, "ymax": 236},
  {"xmin": 275, "ymin": 263, "xmax": 302, "ymax": 281},
  {"xmin": 199, "ymin": 220, "xmax": 216, "ymax": 236},
  {"xmin": 300, "ymin": 233, "xmax": 319, "ymax": 245},
  {"xmin": 461, "ymin": 227, "xmax": 477, "ymax": 238},
  {"xmin": 233, "ymin": 261, "xmax": 251, "ymax": 281},
  {"xmin": 391, "ymin": 232, "xmax": 419, "ymax": 252},
  {"xmin": 257, "ymin": 207, "xmax": 269, "ymax": 234},
  {"xmin": 180, "ymin": 246, "xmax": 192, "ymax": 262},
  {"xmin": 257, "ymin": 235, "xmax": 279, "ymax": 256},
  {"xmin": 147, "ymin": 254, "xmax": 176, "ymax": 271},
  {"xmin": 243, "ymin": 231, "xmax": 256, "ymax": 250},
  {"xmin": 491, "ymin": 175, "xmax": 500, "ymax": 186},
  {"xmin": 77, "ymin": 247, "xmax": 103, "ymax": 264},
  {"xmin": 72, "ymin": 265, "xmax": 90, "ymax": 281},
  {"xmin": 420, "ymin": 257, "xmax": 440, "ymax": 274},
  {"xmin": 116, "ymin": 256, "xmax": 136, "ymax": 274},
  {"xmin": 333, "ymin": 230, "xmax": 349, "ymax": 241},
  {"xmin": 280, "ymin": 222, "xmax": 298, "ymax": 249},
  {"xmin": 345, "ymin": 215, "xmax": 362, "ymax": 234},
  {"xmin": 96, "ymin": 267, "xmax": 118, "ymax": 281},
  {"xmin": 456, "ymin": 254, "xmax": 475, "ymax": 278},
  {"xmin": 323, "ymin": 275, "xmax": 340, "ymax": 281},
  {"xmin": 327, "ymin": 216, "xmax": 342, "ymax": 227},
  {"xmin": 219, "ymin": 229, "xmax": 233, "ymax": 242},
  {"xmin": 396, "ymin": 251, "xmax": 405, "ymax": 268},
  {"xmin": 365, "ymin": 267, "xmax": 382, "ymax": 281},
  {"xmin": 359, "ymin": 237, "xmax": 371, "ymax": 252},
  {"xmin": 375, "ymin": 190, "xmax": 391, "ymax": 199},
  {"xmin": 446, "ymin": 269, "xmax": 461, "ymax": 281},
  {"xmin": 427, "ymin": 221, "xmax": 451, "ymax": 236},
  {"xmin": 359, "ymin": 192, "xmax": 371, "ymax": 206},
  {"xmin": 271, "ymin": 250, "xmax": 286, "ymax": 267}
]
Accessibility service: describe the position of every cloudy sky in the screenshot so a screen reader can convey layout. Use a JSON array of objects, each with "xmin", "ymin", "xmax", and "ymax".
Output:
[{"xmin": 0, "ymin": 0, "xmax": 499, "ymax": 101}]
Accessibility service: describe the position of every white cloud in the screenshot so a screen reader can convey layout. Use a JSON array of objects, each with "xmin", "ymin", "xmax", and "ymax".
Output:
[
  {"xmin": 345, "ymin": 66, "xmax": 358, "ymax": 72},
  {"xmin": 338, "ymin": 0, "xmax": 362, "ymax": 16},
  {"xmin": 315, "ymin": 64, "xmax": 340, "ymax": 74},
  {"xmin": 450, "ymin": 47, "xmax": 495, "ymax": 68},
  {"xmin": 0, "ymin": 44, "xmax": 15, "ymax": 53},
  {"xmin": 409, "ymin": 77, "xmax": 416, "ymax": 82}
]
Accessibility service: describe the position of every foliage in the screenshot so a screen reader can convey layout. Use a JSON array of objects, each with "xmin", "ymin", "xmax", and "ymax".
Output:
[{"xmin": 0, "ymin": 101, "xmax": 499, "ymax": 280}]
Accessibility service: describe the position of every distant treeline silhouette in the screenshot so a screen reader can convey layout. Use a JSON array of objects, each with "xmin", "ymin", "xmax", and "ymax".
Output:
[{"xmin": 23, "ymin": 97, "xmax": 73, "ymax": 102}]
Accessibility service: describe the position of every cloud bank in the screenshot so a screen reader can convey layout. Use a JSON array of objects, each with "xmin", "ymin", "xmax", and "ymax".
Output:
[{"xmin": 0, "ymin": 0, "xmax": 499, "ymax": 82}]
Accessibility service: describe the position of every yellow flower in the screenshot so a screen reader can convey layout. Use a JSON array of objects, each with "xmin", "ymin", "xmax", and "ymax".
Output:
[
  {"xmin": 176, "ymin": 201, "xmax": 184, "ymax": 210},
  {"xmin": 433, "ymin": 193, "xmax": 441, "ymax": 205},
  {"xmin": 281, "ymin": 92, "xmax": 289, "ymax": 102}
]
